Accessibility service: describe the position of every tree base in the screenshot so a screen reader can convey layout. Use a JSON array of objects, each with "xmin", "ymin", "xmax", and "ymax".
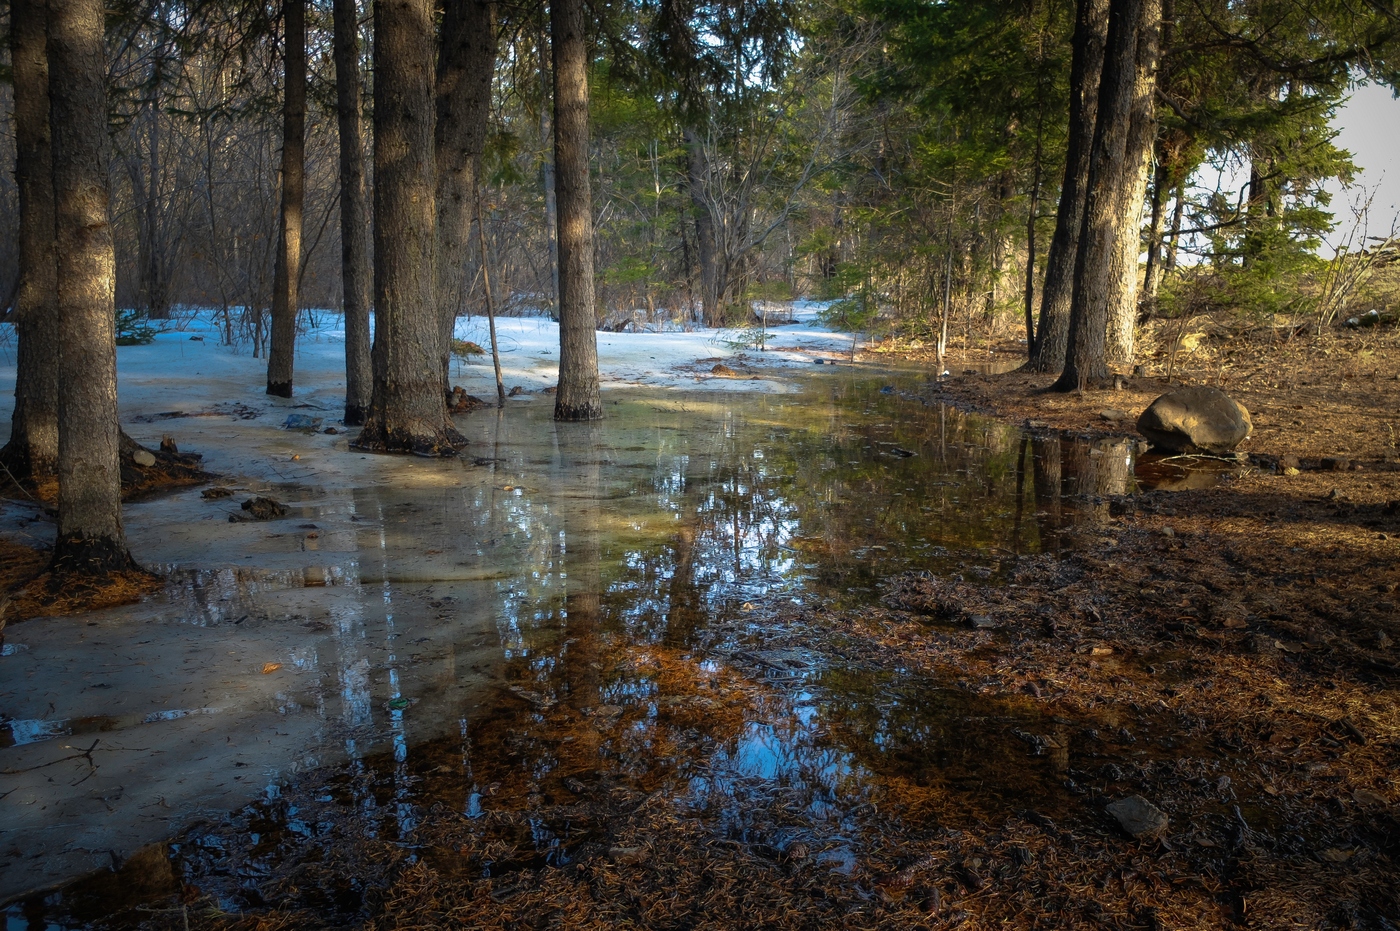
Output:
[
  {"xmin": 266, "ymin": 380, "xmax": 293, "ymax": 399},
  {"xmin": 344, "ymin": 404, "xmax": 368, "ymax": 427},
  {"xmin": 0, "ymin": 440, "xmax": 57, "ymax": 495},
  {"xmin": 554, "ymin": 400, "xmax": 603, "ymax": 422},
  {"xmin": 350, "ymin": 422, "xmax": 466, "ymax": 457},
  {"xmin": 50, "ymin": 532, "xmax": 142, "ymax": 576}
]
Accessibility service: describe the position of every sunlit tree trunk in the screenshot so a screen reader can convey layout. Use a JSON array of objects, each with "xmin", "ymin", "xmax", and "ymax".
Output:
[
  {"xmin": 1106, "ymin": 16, "xmax": 1160, "ymax": 370},
  {"xmin": 1, "ymin": 0, "xmax": 59, "ymax": 486},
  {"xmin": 434, "ymin": 0, "xmax": 497, "ymax": 395},
  {"xmin": 353, "ymin": 0, "xmax": 465, "ymax": 455},
  {"xmin": 551, "ymin": 0, "xmax": 602, "ymax": 421},
  {"xmin": 1055, "ymin": 0, "xmax": 1158, "ymax": 391},
  {"xmin": 1028, "ymin": 0, "xmax": 1108, "ymax": 373},
  {"xmin": 267, "ymin": 0, "xmax": 305, "ymax": 398},
  {"xmin": 334, "ymin": 0, "xmax": 372, "ymax": 425},
  {"xmin": 47, "ymin": 0, "xmax": 138, "ymax": 573}
]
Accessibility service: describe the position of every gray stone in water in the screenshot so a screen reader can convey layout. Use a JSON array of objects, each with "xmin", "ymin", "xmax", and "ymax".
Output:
[
  {"xmin": 132, "ymin": 449, "xmax": 157, "ymax": 467},
  {"xmin": 1136, "ymin": 386, "xmax": 1252, "ymax": 454},
  {"xmin": 283, "ymin": 413, "xmax": 323, "ymax": 431},
  {"xmin": 1106, "ymin": 795, "xmax": 1168, "ymax": 839}
]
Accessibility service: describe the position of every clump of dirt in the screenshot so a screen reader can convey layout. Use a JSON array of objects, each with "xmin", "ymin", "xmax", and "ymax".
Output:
[{"xmin": 230, "ymin": 496, "xmax": 288, "ymax": 522}]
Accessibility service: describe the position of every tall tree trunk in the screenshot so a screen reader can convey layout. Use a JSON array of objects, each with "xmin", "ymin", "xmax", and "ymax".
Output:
[
  {"xmin": 551, "ymin": 0, "xmax": 602, "ymax": 421},
  {"xmin": 683, "ymin": 127, "xmax": 720, "ymax": 326},
  {"xmin": 267, "ymin": 0, "xmax": 305, "ymax": 398},
  {"xmin": 1105, "ymin": 9, "xmax": 1160, "ymax": 369},
  {"xmin": 1028, "ymin": 0, "xmax": 1108, "ymax": 373},
  {"xmin": 1140, "ymin": 156, "xmax": 1169, "ymax": 313},
  {"xmin": 1024, "ymin": 124, "xmax": 1044, "ymax": 354},
  {"xmin": 334, "ymin": 0, "xmax": 372, "ymax": 425},
  {"xmin": 539, "ymin": 27, "xmax": 560, "ymax": 321},
  {"xmin": 47, "ymin": 0, "xmax": 137, "ymax": 573},
  {"xmin": 1054, "ymin": 0, "xmax": 1154, "ymax": 391},
  {"xmin": 353, "ymin": 0, "xmax": 465, "ymax": 455},
  {"xmin": 435, "ymin": 0, "xmax": 497, "ymax": 395},
  {"xmin": 1, "ymin": 0, "xmax": 59, "ymax": 485}
]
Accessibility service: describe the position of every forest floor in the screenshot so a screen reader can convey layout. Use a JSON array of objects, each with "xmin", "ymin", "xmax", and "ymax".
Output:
[{"xmin": 4, "ymin": 314, "xmax": 1400, "ymax": 930}]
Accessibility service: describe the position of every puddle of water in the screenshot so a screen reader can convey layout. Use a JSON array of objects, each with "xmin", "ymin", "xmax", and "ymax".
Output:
[{"xmin": 1, "ymin": 372, "xmax": 1232, "ymax": 920}]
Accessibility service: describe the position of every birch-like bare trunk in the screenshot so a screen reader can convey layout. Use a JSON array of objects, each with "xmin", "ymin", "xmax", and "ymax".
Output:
[
  {"xmin": 267, "ymin": 0, "xmax": 306, "ymax": 397},
  {"xmin": 551, "ymin": 0, "xmax": 602, "ymax": 421},
  {"xmin": 47, "ymin": 0, "xmax": 137, "ymax": 573}
]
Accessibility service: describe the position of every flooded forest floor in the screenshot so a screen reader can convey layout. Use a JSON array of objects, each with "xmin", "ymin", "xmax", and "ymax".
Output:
[{"xmin": 3, "ymin": 322, "xmax": 1400, "ymax": 930}]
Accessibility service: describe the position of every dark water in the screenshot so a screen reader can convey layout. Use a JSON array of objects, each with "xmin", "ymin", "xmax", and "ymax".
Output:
[{"xmin": 3, "ymin": 371, "xmax": 1207, "ymax": 928}]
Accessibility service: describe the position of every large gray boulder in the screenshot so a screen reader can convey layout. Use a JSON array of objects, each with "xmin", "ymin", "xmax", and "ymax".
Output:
[{"xmin": 1136, "ymin": 386, "xmax": 1252, "ymax": 454}]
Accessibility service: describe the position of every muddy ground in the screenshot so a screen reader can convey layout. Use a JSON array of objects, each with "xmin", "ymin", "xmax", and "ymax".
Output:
[{"xmin": 5, "ymin": 322, "xmax": 1400, "ymax": 930}]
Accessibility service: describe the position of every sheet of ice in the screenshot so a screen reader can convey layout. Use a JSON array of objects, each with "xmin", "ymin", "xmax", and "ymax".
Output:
[{"xmin": 0, "ymin": 305, "xmax": 863, "ymax": 902}]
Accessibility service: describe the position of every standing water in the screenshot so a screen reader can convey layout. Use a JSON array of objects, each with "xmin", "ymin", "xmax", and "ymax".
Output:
[{"xmin": 1, "ymin": 371, "xmax": 1176, "ymax": 926}]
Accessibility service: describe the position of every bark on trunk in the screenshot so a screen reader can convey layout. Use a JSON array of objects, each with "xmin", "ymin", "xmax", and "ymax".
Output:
[
  {"xmin": 334, "ymin": 0, "xmax": 372, "ymax": 425},
  {"xmin": 539, "ymin": 28, "xmax": 560, "ymax": 321},
  {"xmin": 434, "ymin": 0, "xmax": 497, "ymax": 394},
  {"xmin": 47, "ymin": 0, "xmax": 138, "ymax": 574},
  {"xmin": 1054, "ymin": 0, "xmax": 1153, "ymax": 391},
  {"xmin": 683, "ymin": 127, "xmax": 720, "ymax": 327},
  {"xmin": 1, "ymin": 0, "xmax": 60, "ymax": 485},
  {"xmin": 1105, "ymin": 10, "xmax": 1160, "ymax": 369},
  {"xmin": 551, "ymin": 0, "xmax": 602, "ymax": 421},
  {"xmin": 1141, "ymin": 157, "xmax": 1169, "ymax": 312},
  {"xmin": 267, "ymin": 0, "xmax": 306, "ymax": 398},
  {"xmin": 1028, "ymin": 0, "xmax": 1108, "ymax": 373},
  {"xmin": 353, "ymin": 0, "xmax": 465, "ymax": 455}
]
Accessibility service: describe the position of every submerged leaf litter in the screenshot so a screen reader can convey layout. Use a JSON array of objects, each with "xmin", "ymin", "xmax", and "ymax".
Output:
[{"xmin": 9, "ymin": 371, "xmax": 1390, "ymax": 929}]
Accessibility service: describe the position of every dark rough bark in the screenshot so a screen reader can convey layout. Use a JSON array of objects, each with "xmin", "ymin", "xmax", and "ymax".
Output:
[
  {"xmin": 1106, "ymin": 0, "xmax": 1161, "ymax": 368},
  {"xmin": 434, "ymin": 0, "xmax": 497, "ymax": 393},
  {"xmin": 267, "ymin": 0, "xmax": 306, "ymax": 398},
  {"xmin": 47, "ymin": 0, "xmax": 138, "ymax": 573},
  {"xmin": 1028, "ymin": 0, "xmax": 1108, "ymax": 373},
  {"xmin": 684, "ymin": 127, "xmax": 721, "ymax": 327},
  {"xmin": 1, "ymin": 0, "xmax": 59, "ymax": 485},
  {"xmin": 551, "ymin": 0, "xmax": 602, "ymax": 421},
  {"xmin": 334, "ymin": 0, "xmax": 372, "ymax": 426},
  {"xmin": 353, "ymin": 0, "xmax": 465, "ymax": 456},
  {"xmin": 1054, "ymin": 0, "xmax": 1146, "ymax": 391}
]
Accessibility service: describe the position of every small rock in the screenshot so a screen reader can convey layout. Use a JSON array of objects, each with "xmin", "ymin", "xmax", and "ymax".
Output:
[
  {"xmin": 1136, "ymin": 386, "xmax": 1252, "ymax": 453},
  {"xmin": 966, "ymin": 614, "xmax": 998, "ymax": 630},
  {"xmin": 542, "ymin": 385, "xmax": 558, "ymax": 394},
  {"xmin": 1320, "ymin": 456, "xmax": 1350, "ymax": 471},
  {"xmin": 1353, "ymin": 788, "xmax": 1388, "ymax": 809},
  {"xmin": 508, "ymin": 385, "xmax": 525, "ymax": 397},
  {"xmin": 1099, "ymin": 408, "xmax": 1131, "ymax": 422},
  {"xmin": 1283, "ymin": 467, "xmax": 1301, "ymax": 476},
  {"xmin": 1106, "ymin": 795, "xmax": 1169, "ymax": 839},
  {"xmin": 813, "ymin": 358, "xmax": 827, "ymax": 365},
  {"xmin": 201, "ymin": 486, "xmax": 234, "ymax": 499},
  {"xmin": 711, "ymin": 363, "xmax": 738, "ymax": 376},
  {"xmin": 283, "ymin": 414, "xmax": 322, "ymax": 431},
  {"xmin": 1278, "ymin": 454, "xmax": 1301, "ymax": 471},
  {"xmin": 324, "ymin": 427, "xmax": 339, "ymax": 435},
  {"xmin": 131, "ymin": 449, "xmax": 157, "ymax": 467}
]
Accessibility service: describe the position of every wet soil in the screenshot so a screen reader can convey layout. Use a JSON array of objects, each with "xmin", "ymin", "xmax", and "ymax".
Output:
[{"xmin": 3, "ymin": 352, "xmax": 1399, "ymax": 930}]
